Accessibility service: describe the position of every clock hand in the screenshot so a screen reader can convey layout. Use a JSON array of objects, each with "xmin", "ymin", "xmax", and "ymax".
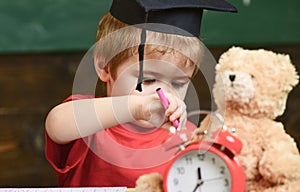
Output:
[
  {"xmin": 192, "ymin": 167, "xmax": 204, "ymax": 192},
  {"xmin": 197, "ymin": 167, "xmax": 202, "ymax": 180},
  {"xmin": 203, "ymin": 176, "xmax": 224, "ymax": 182},
  {"xmin": 192, "ymin": 183, "xmax": 200, "ymax": 192}
]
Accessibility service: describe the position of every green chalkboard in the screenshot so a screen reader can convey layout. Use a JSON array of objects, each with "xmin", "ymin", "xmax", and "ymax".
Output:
[
  {"xmin": 0, "ymin": 0, "xmax": 299, "ymax": 53},
  {"xmin": 201, "ymin": 0, "xmax": 300, "ymax": 46},
  {"xmin": 0, "ymin": 0, "xmax": 111, "ymax": 53}
]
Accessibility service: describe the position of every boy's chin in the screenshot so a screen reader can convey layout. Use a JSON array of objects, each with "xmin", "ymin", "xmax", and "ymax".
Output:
[{"xmin": 132, "ymin": 120, "xmax": 157, "ymax": 129}]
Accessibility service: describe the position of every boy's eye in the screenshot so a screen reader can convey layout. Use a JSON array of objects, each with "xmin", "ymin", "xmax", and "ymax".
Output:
[
  {"xmin": 171, "ymin": 82, "xmax": 186, "ymax": 88},
  {"xmin": 143, "ymin": 79, "xmax": 156, "ymax": 84}
]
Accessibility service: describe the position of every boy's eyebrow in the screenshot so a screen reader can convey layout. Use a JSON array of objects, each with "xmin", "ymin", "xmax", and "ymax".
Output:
[{"xmin": 137, "ymin": 70, "xmax": 192, "ymax": 80}]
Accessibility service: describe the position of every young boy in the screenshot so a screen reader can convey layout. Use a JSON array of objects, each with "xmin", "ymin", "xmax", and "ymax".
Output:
[{"xmin": 45, "ymin": 0, "xmax": 236, "ymax": 188}]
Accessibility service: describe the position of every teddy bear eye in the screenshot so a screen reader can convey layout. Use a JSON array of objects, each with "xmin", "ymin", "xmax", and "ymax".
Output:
[{"xmin": 250, "ymin": 74, "xmax": 255, "ymax": 79}]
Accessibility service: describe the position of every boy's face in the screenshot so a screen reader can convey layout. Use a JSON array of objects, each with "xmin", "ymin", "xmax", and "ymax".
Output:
[{"xmin": 107, "ymin": 52, "xmax": 195, "ymax": 99}]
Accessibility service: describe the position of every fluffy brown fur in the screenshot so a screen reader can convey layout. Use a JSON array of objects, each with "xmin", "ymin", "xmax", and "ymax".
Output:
[{"xmin": 201, "ymin": 47, "xmax": 300, "ymax": 191}]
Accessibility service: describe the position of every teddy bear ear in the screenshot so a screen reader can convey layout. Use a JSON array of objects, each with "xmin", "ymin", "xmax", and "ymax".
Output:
[
  {"xmin": 291, "ymin": 67, "xmax": 299, "ymax": 87},
  {"xmin": 217, "ymin": 46, "xmax": 245, "ymax": 68},
  {"xmin": 290, "ymin": 72, "xmax": 299, "ymax": 87},
  {"xmin": 284, "ymin": 55, "xmax": 299, "ymax": 88}
]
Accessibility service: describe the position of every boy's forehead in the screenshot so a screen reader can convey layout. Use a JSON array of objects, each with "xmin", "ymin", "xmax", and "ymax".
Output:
[
  {"xmin": 144, "ymin": 59, "xmax": 195, "ymax": 76},
  {"xmin": 131, "ymin": 56, "xmax": 195, "ymax": 76},
  {"xmin": 144, "ymin": 49, "xmax": 191, "ymax": 63},
  {"xmin": 121, "ymin": 51, "xmax": 191, "ymax": 66}
]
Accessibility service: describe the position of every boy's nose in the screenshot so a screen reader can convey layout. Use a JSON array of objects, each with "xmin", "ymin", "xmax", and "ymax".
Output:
[{"xmin": 156, "ymin": 83, "xmax": 172, "ymax": 93}]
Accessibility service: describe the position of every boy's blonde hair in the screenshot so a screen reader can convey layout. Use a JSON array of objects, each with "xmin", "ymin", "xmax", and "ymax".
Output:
[{"xmin": 94, "ymin": 12, "xmax": 203, "ymax": 79}]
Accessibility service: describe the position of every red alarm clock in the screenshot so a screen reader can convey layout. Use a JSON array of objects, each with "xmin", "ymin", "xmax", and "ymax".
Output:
[{"xmin": 163, "ymin": 110, "xmax": 246, "ymax": 192}]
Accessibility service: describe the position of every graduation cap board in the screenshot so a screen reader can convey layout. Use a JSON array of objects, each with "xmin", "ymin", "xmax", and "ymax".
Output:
[{"xmin": 109, "ymin": 0, "xmax": 237, "ymax": 91}]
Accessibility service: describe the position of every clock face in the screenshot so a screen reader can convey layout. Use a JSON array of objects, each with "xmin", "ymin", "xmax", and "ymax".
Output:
[{"xmin": 166, "ymin": 149, "xmax": 232, "ymax": 192}]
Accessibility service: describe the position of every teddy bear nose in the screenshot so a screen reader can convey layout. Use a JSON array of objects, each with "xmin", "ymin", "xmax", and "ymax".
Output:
[{"xmin": 229, "ymin": 74, "xmax": 236, "ymax": 82}]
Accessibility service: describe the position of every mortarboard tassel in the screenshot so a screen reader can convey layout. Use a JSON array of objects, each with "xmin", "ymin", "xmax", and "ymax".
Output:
[{"xmin": 136, "ymin": 13, "xmax": 148, "ymax": 92}]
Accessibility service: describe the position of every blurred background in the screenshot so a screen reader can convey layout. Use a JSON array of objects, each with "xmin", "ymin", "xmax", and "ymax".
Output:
[{"xmin": 0, "ymin": 0, "xmax": 299, "ymax": 187}]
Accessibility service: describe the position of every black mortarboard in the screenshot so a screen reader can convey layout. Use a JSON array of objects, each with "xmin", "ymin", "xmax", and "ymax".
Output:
[{"xmin": 109, "ymin": 0, "xmax": 237, "ymax": 91}]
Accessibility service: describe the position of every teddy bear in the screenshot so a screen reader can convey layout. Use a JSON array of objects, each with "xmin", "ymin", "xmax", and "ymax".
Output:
[
  {"xmin": 134, "ymin": 172, "xmax": 164, "ymax": 192},
  {"xmin": 132, "ymin": 46, "xmax": 300, "ymax": 192},
  {"xmin": 199, "ymin": 46, "xmax": 300, "ymax": 191}
]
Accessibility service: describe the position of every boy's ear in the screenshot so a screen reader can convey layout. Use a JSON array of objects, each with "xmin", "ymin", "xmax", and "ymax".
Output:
[{"xmin": 94, "ymin": 55, "xmax": 110, "ymax": 82}]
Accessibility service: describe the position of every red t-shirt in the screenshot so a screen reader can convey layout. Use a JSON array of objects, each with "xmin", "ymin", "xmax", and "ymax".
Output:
[{"xmin": 45, "ymin": 94, "xmax": 196, "ymax": 187}]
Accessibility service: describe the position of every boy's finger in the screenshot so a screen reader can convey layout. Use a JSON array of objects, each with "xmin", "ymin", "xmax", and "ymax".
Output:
[
  {"xmin": 165, "ymin": 96, "xmax": 179, "ymax": 116},
  {"xmin": 169, "ymin": 105, "xmax": 183, "ymax": 121},
  {"xmin": 177, "ymin": 111, "xmax": 187, "ymax": 131},
  {"xmin": 160, "ymin": 122, "xmax": 173, "ymax": 131}
]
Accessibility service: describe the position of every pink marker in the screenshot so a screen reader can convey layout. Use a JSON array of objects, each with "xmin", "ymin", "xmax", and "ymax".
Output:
[{"xmin": 156, "ymin": 88, "xmax": 180, "ymax": 128}]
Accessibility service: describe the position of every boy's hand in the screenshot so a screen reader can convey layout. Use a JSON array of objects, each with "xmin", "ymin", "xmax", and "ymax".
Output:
[{"xmin": 129, "ymin": 90, "xmax": 187, "ymax": 131}]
